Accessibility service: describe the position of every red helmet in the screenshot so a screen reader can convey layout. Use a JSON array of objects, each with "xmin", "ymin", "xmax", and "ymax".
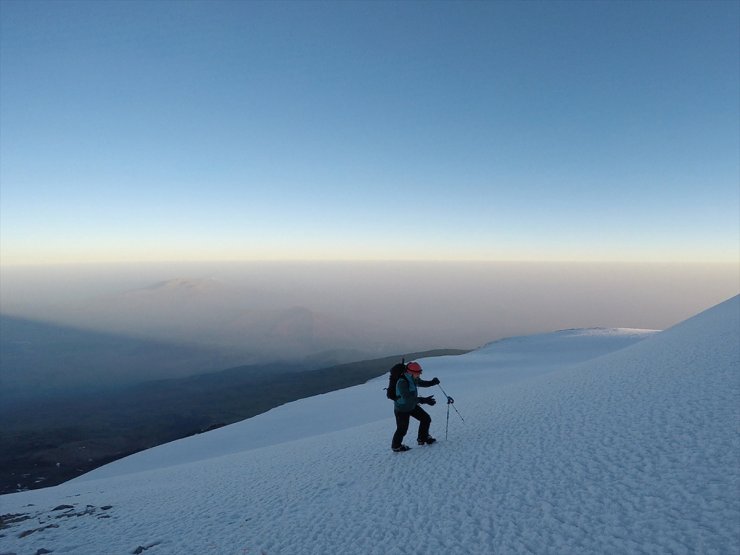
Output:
[{"xmin": 406, "ymin": 361, "xmax": 423, "ymax": 374}]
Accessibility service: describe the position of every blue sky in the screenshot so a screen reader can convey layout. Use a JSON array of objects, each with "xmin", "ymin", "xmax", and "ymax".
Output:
[{"xmin": 1, "ymin": 0, "xmax": 738, "ymax": 264}]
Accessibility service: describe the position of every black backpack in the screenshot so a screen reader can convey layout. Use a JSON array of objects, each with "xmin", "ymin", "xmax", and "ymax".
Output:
[{"xmin": 385, "ymin": 360, "xmax": 407, "ymax": 401}]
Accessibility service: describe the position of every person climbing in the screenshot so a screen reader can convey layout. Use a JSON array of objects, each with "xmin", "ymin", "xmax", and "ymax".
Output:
[{"xmin": 391, "ymin": 361, "xmax": 440, "ymax": 452}]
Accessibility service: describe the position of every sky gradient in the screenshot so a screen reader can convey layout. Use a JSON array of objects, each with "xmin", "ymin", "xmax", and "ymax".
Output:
[{"xmin": 1, "ymin": 0, "xmax": 738, "ymax": 265}]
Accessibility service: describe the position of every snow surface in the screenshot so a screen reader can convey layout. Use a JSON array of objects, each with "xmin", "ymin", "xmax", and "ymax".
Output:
[{"xmin": 1, "ymin": 297, "xmax": 738, "ymax": 555}]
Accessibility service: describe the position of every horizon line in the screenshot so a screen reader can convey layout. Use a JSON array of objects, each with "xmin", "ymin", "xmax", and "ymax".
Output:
[{"xmin": 1, "ymin": 258, "xmax": 739, "ymax": 268}]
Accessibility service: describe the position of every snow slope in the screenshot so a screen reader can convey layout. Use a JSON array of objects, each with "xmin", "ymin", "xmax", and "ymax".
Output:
[
  {"xmin": 73, "ymin": 326, "xmax": 656, "ymax": 482},
  {"xmin": 1, "ymin": 297, "xmax": 738, "ymax": 555}
]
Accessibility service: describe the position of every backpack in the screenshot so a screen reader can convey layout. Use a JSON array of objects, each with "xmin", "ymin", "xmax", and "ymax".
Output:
[{"xmin": 386, "ymin": 360, "xmax": 406, "ymax": 401}]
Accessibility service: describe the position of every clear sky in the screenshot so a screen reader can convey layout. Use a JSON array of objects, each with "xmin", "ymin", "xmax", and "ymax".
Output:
[{"xmin": 1, "ymin": 0, "xmax": 738, "ymax": 265}]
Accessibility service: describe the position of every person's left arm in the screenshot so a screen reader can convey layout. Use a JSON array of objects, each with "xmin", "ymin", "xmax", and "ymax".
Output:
[{"xmin": 418, "ymin": 377, "xmax": 440, "ymax": 388}]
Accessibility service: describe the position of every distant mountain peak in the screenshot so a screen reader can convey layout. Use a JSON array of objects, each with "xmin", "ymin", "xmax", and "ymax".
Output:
[{"xmin": 143, "ymin": 278, "xmax": 224, "ymax": 292}]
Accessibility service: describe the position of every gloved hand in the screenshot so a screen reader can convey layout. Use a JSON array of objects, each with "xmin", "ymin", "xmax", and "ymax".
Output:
[
  {"xmin": 420, "ymin": 395, "xmax": 436, "ymax": 406},
  {"xmin": 430, "ymin": 377, "xmax": 440, "ymax": 386}
]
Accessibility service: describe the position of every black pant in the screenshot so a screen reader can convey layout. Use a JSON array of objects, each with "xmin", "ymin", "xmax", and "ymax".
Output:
[{"xmin": 392, "ymin": 406, "xmax": 431, "ymax": 448}]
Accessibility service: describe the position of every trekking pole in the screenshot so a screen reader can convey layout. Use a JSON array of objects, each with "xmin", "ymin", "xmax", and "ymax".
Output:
[{"xmin": 437, "ymin": 384, "xmax": 465, "ymax": 423}]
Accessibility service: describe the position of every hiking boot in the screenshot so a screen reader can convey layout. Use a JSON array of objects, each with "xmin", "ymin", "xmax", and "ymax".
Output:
[
  {"xmin": 392, "ymin": 445, "xmax": 411, "ymax": 452},
  {"xmin": 417, "ymin": 436, "xmax": 437, "ymax": 445}
]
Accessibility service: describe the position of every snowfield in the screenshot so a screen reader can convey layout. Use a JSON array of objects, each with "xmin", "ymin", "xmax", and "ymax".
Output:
[{"xmin": 1, "ymin": 296, "xmax": 738, "ymax": 555}]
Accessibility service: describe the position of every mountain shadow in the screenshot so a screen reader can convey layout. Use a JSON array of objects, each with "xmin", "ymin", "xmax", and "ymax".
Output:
[{"xmin": 0, "ymin": 314, "xmax": 247, "ymax": 402}]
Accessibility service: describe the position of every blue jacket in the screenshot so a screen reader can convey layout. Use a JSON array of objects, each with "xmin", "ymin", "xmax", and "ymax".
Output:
[
  {"xmin": 394, "ymin": 373, "xmax": 418, "ymax": 412},
  {"xmin": 394, "ymin": 373, "xmax": 435, "ymax": 413}
]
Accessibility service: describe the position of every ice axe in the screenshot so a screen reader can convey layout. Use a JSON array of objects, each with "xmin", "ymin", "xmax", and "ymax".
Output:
[{"xmin": 437, "ymin": 384, "xmax": 464, "ymax": 439}]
